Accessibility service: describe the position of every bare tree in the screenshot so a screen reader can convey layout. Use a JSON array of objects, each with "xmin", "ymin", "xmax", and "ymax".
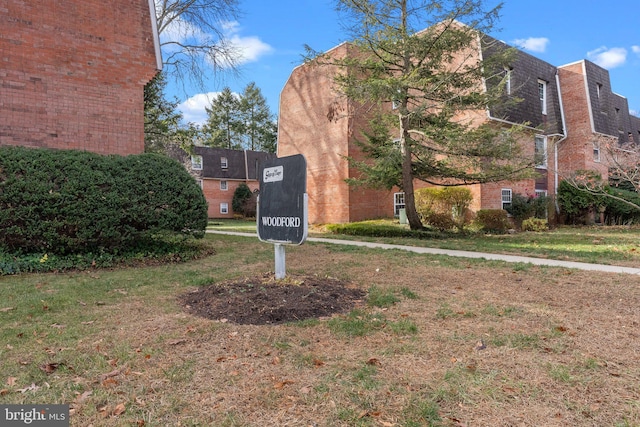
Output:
[{"xmin": 155, "ymin": 0, "xmax": 242, "ymax": 88}]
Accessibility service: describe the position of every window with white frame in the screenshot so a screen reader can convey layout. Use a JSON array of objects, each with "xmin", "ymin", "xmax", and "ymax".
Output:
[
  {"xmin": 220, "ymin": 180, "xmax": 228, "ymax": 191},
  {"xmin": 538, "ymin": 79, "xmax": 547, "ymax": 115},
  {"xmin": 220, "ymin": 157, "xmax": 228, "ymax": 169},
  {"xmin": 220, "ymin": 203, "xmax": 229, "ymax": 214},
  {"xmin": 593, "ymin": 141, "xmax": 601, "ymax": 162},
  {"xmin": 501, "ymin": 189, "xmax": 512, "ymax": 210},
  {"xmin": 534, "ymin": 135, "xmax": 547, "ymax": 168},
  {"xmin": 394, "ymin": 192, "xmax": 405, "ymax": 216},
  {"xmin": 191, "ymin": 155, "xmax": 203, "ymax": 170},
  {"xmin": 505, "ymin": 67, "xmax": 512, "ymax": 95}
]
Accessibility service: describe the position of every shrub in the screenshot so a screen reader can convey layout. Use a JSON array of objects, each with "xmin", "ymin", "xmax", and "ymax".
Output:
[
  {"xmin": 423, "ymin": 212, "xmax": 456, "ymax": 231},
  {"xmin": 415, "ymin": 187, "xmax": 473, "ymax": 231},
  {"xmin": 521, "ymin": 217, "xmax": 548, "ymax": 232},
  {"xmin": 505, "ymin": 192, "xmax": 549, "ymax": 228},
  {"xmin": 0, "ymin": 146, "xmax": 208, "ymax": 255},
  {"xmin": 232, "ymin": 183, "xmax": 255, "ymax": 217},
  {"xmin": 475, "ymin": 209, "xmax": 511, "ymax": 233}
]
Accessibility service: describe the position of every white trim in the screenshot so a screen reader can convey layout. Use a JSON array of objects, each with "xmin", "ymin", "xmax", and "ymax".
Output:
[
  {"xmin": 147, "ymin": 0, "xmax": 163, "ymax": 71},
  {"xmin": 501, "ymin": 188, "xmax": 512, "ymax": 210},
  {"xmin": 538, "ymin": 79, "xmax": 547, "ymax": 116},
  {"xmin": 220, "ymin": 203, "xmax": 229, "ymax": 214}
]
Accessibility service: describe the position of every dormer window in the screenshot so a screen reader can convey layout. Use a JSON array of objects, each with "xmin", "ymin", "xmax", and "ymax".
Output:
[
  {"xmin": 221, "ymin": 157, "xmax": 228, "ymax": 169},
  {"xmin": 538, "ymin": 80, "xmax": 547, "ymax": 115},
  {"xmin": 505, "ymin": 67, "xmax": 512, "ymax": 95},
  {"xmin": 191, "ymin": 155, "xmax": 203, "ymax": 170}
]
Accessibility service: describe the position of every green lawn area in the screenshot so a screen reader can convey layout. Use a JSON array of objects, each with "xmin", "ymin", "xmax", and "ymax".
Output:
[{"xmin": 208, "ymin": 218, "xmax": 640, "ymax": 267}]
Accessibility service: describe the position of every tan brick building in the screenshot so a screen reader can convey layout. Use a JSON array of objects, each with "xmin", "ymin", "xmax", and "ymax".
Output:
[
  {"xmin": 1, "ymin": 0, "xmax": 161, "ymax": 155},
  {"xmin": 278, "ymin": 36, "xmax": 640, "ymax": 224}
]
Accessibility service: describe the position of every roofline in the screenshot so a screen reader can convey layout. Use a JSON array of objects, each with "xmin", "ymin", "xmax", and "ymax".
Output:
[{"xmin": 147, "ymin": 0, "xmax": 163, "ymax": 71}]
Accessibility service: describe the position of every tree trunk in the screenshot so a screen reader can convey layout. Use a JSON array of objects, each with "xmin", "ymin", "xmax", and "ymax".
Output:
[
  {"xmin": 399, "ymin": 116, "xmax": 423, "ymax": 230},
  {"xmin": 402, "ymin": 148, "xmax": 422, "ymax": 230}
]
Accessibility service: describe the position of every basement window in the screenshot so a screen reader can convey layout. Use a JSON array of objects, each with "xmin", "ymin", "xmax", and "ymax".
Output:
[{"xmin": 501, "ymin": 189, "xmax": 512, "ymax": 210}]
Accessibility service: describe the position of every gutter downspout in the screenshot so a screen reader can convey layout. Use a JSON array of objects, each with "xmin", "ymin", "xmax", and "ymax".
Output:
[
  {"xmin": 554, "ymin": 71, "xmax": 568, "ymax": 214},
  {"xmin": 243, "ymin": 150, "xmax": 249, "ymax": 182}
]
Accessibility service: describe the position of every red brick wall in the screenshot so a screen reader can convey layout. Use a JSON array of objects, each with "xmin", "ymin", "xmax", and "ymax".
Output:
[
  {"xmin": 278, "ymin": 44, "xmax": 353, "ymax": 224},
  {"xmin": 557, "ymin": 62, "xmax": 610, "ymax": 180},
  {"xmin": 203, "ymin": 179, "xmax": 260, "ymax": 219},
  {"xmin": 0, "ymin": 0, "xmax": 158, "ymax": 155}
]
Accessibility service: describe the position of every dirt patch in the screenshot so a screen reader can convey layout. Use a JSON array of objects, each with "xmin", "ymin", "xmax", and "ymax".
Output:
[{"xmin": 178, "ymin": 273, "xmax": 367, "ymax": 325}]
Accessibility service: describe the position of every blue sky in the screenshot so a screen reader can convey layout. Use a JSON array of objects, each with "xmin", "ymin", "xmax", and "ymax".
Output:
[{"xmin": 166, "ymin": 0, "xmax": 640, "ymax": 126}]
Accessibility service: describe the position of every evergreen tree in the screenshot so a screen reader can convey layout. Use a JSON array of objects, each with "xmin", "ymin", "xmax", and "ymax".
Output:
[
  {"xmin": 239, "ymin": 82, "xmax": 278, "ymax": 153},
  {"xmin": 202, "ymin": 84, "xmax": 277, "ymax": 152},
  {"xmin": 144, "ymin": 72, "xmax": 197, "ymax": 153},
  {"xmin": 202, "ymin": 87, "xmax": 244, "ymax": 149},
  {"xmin": 308, "ymin": 0, "xmax": 535, "ymax": 230}
]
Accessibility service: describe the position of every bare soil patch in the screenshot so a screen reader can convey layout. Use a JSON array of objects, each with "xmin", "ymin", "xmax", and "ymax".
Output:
[{"xmin": 178, "ymin": 273, "xmax": 366, "ymax": 325}]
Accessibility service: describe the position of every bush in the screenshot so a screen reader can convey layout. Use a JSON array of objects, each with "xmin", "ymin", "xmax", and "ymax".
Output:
[
  {"xmin": 232, "ymin": 183, "xmax": 255, "ymax": 217},
  {"xmin": 505, "ymin": 193, "xmax": 549, "ymax": 228},
  {"xmin": 521, "ymin": 217, "xmax": 548, "ymax": 232},
  {"xmin": 423, "ymin": 212, "xmax": 456, "ymax": 231},
  {"xmin": 415, "ymin": 187, "xmax": 473, "ymax": 231},
  {"xmin": 0, "ymin": 146, "xmax": 208, "ymax": 255},
  {"xmin": 475, "ymin": 209, "xmax": 511, "ymax": 233}
]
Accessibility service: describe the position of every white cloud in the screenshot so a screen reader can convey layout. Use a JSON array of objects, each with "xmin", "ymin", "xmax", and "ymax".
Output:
[
  {"xmin": 512, "ymin": 37, "xmax": 549, "ymax": 53},
  {"xmin": 631, "ymin": 109, "xmax": 639, "ymax": 118},
  {"xmin": 223, "ymin": 21, "xmax": 274, "ymax": 65},
  {"xmin": 178, "ymin": 92, "xmax": 219, "ymax": 126},
  {"xmin": 633, "ymin": 45, "xmax": 640, "ymax": 56},
  {"xmin": 587, "ymin": 46, "xmax": 627, "ymax": 69}
]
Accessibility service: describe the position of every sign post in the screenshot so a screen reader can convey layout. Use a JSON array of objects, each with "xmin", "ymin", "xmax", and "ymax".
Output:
[{"xmin": 257, "ymin": 154, "xmax": 308, "ymax": 279}]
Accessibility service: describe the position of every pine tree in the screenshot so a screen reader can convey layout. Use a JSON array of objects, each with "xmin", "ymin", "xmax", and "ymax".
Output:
[
  {"xmin": 308, "ymin": 0, "xmax": 535, "ymax": 230},
  {"xmin": 202, "ymin": 87, "xmax": 244, "ymax": 149},
  {"xmin": 239, "ymin": 82, "xmax": 277, "ymax": 153}
]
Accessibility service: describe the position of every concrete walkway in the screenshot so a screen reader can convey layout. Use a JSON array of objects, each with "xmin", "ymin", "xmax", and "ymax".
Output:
[{"xmin": 206, "ymin": 230, "xmax": 640, "ymax": 276}]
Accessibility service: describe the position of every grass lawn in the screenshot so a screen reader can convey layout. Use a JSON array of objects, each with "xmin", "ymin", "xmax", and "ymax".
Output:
[
  {"xmin": 209, "ymin": 218, "xmax": 640, "ymax": 267},
  {"xmin": 1, "ymin": 232, "xmax": 639, "ymax": 426}
]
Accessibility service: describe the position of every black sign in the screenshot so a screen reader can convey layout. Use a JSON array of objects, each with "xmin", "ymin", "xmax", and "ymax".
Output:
[{"xmin": 257, "ymin": 154, "xmax": 307, "ymax": 244}]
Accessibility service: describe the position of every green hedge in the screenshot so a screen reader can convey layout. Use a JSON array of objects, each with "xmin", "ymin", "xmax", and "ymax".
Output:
[{"xmin": 0, "ymin": 146, "xmax": 208, "ymax": 255}]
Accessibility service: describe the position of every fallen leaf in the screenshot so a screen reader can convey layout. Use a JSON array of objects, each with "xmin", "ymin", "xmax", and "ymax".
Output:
[
  {"xmin": 102, "ymin": 378, "xmax": 118, "ymax": 387},
  {"xmin": 274, "ymin": 380, "xmax": 294, "ymax": 389},
  {"xmin": 99, "ymin": 368, "xmax": 123, "ymax": 381},
  {"xmin": 0, "ymin": 389, "xmax": 9, "ymax": 396},
  {"xmin": 40, "ymin": 362, "xmax": 62, "ymax": 374},
  {"xmin": 0, "ymin": 307, "xmax": 15, "ymax": 312},
  {"xmin": 113, "ymin": 403, "xmax": 126, "ymax": 416},
  {"xmin": 168, "ymin": 339, "xmax": 187, "ymax": 346},
  {"xmin": 366, "ymin": 358, "xmax": 381, "ymax": 366},
  {"xmin": 7, "ymin": 377, "xmax": 17, "ymax": 386},
  {"xmin": 81, "ymin": 320, "xmax": 95, "ymax": 325},
  {"xmin": 313, "ymin": 359, "xmax": 325, "ymax": 367},
  {"xmin": 18, "ymin": 383, "xmax": 40, "ymax": 393},
  {"xmin": 50, "ymin": 323, "xmax": 66, "ymax": 329},
  {"xmin": 74, "ymin": 390, "xmax": 93, "ymax": 404}
]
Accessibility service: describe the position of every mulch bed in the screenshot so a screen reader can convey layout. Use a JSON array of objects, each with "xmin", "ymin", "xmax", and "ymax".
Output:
[{"xmin": 178, "ymin": 273, "xmax": 366, "ymax": 325}]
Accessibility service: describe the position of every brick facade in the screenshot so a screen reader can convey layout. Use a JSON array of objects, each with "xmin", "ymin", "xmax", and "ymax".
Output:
[
  {"xmin": 278, "ymin": 32, "xmax": 640, "ymax": 225},
  {"xmin": 0, "ymin": 0, "xmax": 160, "ymax": 155},
  {"xmin": 171, "ymin": 146, "xmax": 276, "ymax": 219}
]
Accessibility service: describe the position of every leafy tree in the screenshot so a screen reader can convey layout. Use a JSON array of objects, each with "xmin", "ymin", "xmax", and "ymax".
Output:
[
  {"xmin": 308, "ymin": 0, "xmax": 535, "ymax": 229},
  {"xmin": 144, "ymin": 72, "xmax": 199, "ymax": 153},
  {"xmin": 155, "ymin": 0, "xmax": 242, "ymax": 88},
  {"xmin": 239, "ymin": 82, "xmax": 278, "ymax": 152},
  {"xmin": 202, "ymin": 83, "xmax": 278, "ymax": 152},
  {"xmin": 202, "ymin": 87, "xmax": 244, "ymax": 149}
]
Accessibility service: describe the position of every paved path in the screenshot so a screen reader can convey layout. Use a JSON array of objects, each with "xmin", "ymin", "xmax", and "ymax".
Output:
[{"xmin": 206, "ymin": 230, "xmax": 640, "ymax": 276}]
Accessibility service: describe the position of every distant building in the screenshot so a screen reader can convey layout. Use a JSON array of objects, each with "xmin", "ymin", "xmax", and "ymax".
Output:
[
  {"xmin": 278, "ymin": 33, "xmax": 640, "ymax": 224},
  {"xmin": 0, "ymin": 0, "xmax": 161, "ymax": 155},
  {"xmin": 172, "ymin": 147, "xmax": 276, "ymax": 219}
]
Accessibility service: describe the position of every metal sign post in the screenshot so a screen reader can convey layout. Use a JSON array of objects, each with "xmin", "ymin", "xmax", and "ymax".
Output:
[{"xmin": 257, "ymin": 154, "xmax": 308, "ymax": 279}]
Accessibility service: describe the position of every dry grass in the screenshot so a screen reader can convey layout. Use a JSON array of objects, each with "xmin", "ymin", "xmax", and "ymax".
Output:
[{"xmin": 1, "ymin": 234, "xmax": 639, "ymax": 426}]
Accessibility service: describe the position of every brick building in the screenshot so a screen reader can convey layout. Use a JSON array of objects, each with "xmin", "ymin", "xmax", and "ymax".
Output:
[
  {"xmin": 1, "ymin": 0, "xmax": 161, "ymax": 155},
  {"xmin": 278, "ymin": 34, "xmax": 640, "ymax": 224},
  {"xmin": 172, "ymin": 147, "xmax": 276, "ymax": 219}
]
